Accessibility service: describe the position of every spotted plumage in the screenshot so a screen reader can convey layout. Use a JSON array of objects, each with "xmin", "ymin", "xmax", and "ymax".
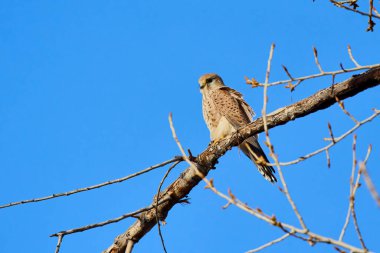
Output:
[{"xmin": 199, "ymin": 73, "xmax": 277, "ymax": 183}]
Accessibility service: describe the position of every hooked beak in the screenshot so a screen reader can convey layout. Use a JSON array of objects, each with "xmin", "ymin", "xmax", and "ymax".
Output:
[{"xmin": 200, "ymin": 83, "xmax": 206, "ymax": 89}]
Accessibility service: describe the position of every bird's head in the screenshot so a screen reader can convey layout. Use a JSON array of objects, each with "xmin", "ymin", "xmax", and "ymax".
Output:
[{"xmin": 198, "ymin": 73, "xmax": 224, "ymax": 91}]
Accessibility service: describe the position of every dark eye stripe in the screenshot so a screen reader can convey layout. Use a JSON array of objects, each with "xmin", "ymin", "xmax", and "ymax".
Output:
[{"xmin": 206, "ymin": 78, "xmax": 213, "ymax": 84}]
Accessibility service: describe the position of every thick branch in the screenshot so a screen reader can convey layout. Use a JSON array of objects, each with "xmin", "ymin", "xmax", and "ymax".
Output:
[{"xmin": 103, "ymin": 67, "xmax": 380, "ymax": 253}]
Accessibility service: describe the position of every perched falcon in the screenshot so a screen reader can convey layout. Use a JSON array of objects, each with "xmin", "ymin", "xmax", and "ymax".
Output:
[{"xmin": 199, "ymin": 73, "xmax": 277, "ymax": 183}]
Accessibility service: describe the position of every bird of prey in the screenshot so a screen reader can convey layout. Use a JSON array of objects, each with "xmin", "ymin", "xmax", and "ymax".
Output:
[{"xmin": 199, "ymin": 73, "xmax": 277, "ymax": 183}]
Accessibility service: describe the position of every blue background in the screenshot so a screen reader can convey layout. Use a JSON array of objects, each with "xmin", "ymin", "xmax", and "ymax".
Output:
[{"xmin": 1, "ymin": 1, "xmax": 379, "ymax": 252}]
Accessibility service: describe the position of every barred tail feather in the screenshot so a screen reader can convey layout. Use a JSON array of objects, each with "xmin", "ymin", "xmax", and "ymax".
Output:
[{"xmin": 239, "ymin": 137, "xmax": 277, "ymax": 183}]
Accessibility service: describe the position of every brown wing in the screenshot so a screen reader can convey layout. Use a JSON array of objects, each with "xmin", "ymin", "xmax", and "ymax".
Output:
[
  {"xmin": 211, "ymin": 86, "xmax": 254, "ymax": 129},
  {"xmin": 220, "ymin": 86, "xmax": 255, "ymax": 120}
]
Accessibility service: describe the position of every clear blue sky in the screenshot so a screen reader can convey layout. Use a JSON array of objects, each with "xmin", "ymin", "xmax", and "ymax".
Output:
[{"xmin": 1, "ymin": 1, "xmax": 379, "ymax": 252}]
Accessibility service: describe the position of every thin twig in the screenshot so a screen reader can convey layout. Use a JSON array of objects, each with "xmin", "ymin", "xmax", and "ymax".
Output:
[
  {"xmin": 0, "ymin": 157, "xmax": 181, "ymax": 209},
  {"xmin": 205, "ymin": 181, "xmax": 365, "ymax": 252},
  {"xmin": 50, "ymin": 198, "xmax": 171, "ymax": 237},
  {"xmin": 265, "ymin": 44, "xmax": 276, "ymax": 84},
  {"xmin": 360, "ymin": 148, "xmax": 380, "ymax": 207},
  {"xmin": 335, "ymin": 96, "xmax": 359, "ymax": 124},
  {"xmin": 262, "ymin": 44, "xmax": 308, "ymax": 231},
  {"xmin": 367, "ymin": 0, "xmax": 375, "ymax": 31},
  {"xmin": 245, "ymin": 232, "xmax": 292, "ymax": 253},
  {"xmin": 350, "ymin": 146, "xmax": 372, "ymax": 250},
  {"xmin": 155, "ymin": 161, "xmax": 181, "ymax": 253},
  {"xmin": 347, "ymin": 45, "xmax": 361, "ymax": 67},
  {"xmin": 168, "ymin": 113, "xmax": 204, "ymax": 178},
  {"xmin": 282, "ymin": 65, "xmax": 295, "ymax": 80},
  {"xmin": 54, "ymin": 233, "xmax": 64, "ymax": 253},
  {"xmin": 255, "ymin": 64, "xmax": 380, "ymax": 87},
  {"xmin": 330, "ymin": 0, "xmax": 380, "ymax": 20},
  {"xmin": 363, "ymin": 143, "xmax": 373, "ymax": 164},
  {"xmin": 268, "ymin": 110, "xmax": 380, "ymax": 166},
  {"xmin": 339, "ymin": 138, "xmax": 371, "ymax": 251},
  {"xmin": 339, "ymin": 135, "xmax": 357, "ymax": 241},
  {"xmin": 313, "ymin": 47, "xmax": 324, "ymax": 73},
  {"xmin": 327, "ymin": 122, "xmax": 336, "ymax": 143},
  {"xmin": 267, "ymin": 138, "xmax": 309, "ymax": 231},
  {"xmin": 168, "ymin": 114, "xmax": 217, "ymax": 201},
  {"xmin": 326, "ymin": 149, "xmax": 331, "ymax": 168},
  {"xmin": 351, "ymin": 162, "xmax": 368, "ymax": 251},
  {"xmin": 374, "ymin": 6, "xmax": 380, "ymax": 16}
]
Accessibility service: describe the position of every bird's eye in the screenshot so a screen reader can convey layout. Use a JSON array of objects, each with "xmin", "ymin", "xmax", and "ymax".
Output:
[{"xmin": 205, "ymin": 78, "xmax": 213, "ymax": 84}]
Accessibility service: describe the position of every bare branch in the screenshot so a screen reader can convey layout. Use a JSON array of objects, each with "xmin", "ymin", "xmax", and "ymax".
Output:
[
  {"xmin": 103, "ymin": 67, "xmax": 380, "ymax": 253},
  {"xmin": 340, "ymin": 137, "xmax": 371, "ymax": 251},
  {"xmin": 313, "ymin": 47, "xmax": 324, "ymax": 73},
  {"xmin": 245, "ymin": 232, "xmax": 292, "ymax": 253},
  {"xmin": 204, "ymin": 181, "xmax": 365, "ymax": 252},
  {"xmin": 374, "ymin": 5, "xmax": 380, "ymax": 16},
  {"xmin": 269, "ymin": 110, "xmax": 380, "ymax": 166},
  {"xmin": 54, "ymin": 233, "xmax": 64, "ymax": 253},
  {"xmin": 326, "ymin": 149, "xmax": 331, "ymax": 168},
  {"xmin": 262, "ymin": 43, "xmax": 275, "ymax": 139},
  {"xmin": 348, "ymin": 45, "xmax": 361, "ymax": 67},
  {"xmin": 339, "ymin": 135, "xmax": 358, "ymax": 241},
  {"xmin": 282, "ymin": 65, "xmax": 295, "ymax": 80},
  {"xmin": 351, "ymin": 145, "xmax": 373, "ymax": 250},
  {"xmin": 361, "ymin": 149, "xmax": 380, "ymax": 207},
  {"xmin": 155, "ymin": 161, "xmax": 181, "ymax": 253},
  {"xmin": 262, "ymin": 44, "xmax": 307, "ymax": 231},
  {"xmin": 265, "ymin": 44, "xmax": 275, "ymax": 84},
  {"xmin": 51, "ymin": 198, "xmax": 171, "ymax": 237},
  {"xmin": 367, "ymin": 0, "xmax": 375, "ymax": 31},
  {"xmin": 330, "ymin": 0, "xmax": 380, "ymax": 20},
  {"xmin": 168, "ymin": 114, "xmax": 206, "ymax": 183},
  {"xmin": 257, "ymin": 64, "xmax": 380, "ymax": 87},
  {"xmin": 270, "ymin": 139, "xmax": 309, "ymax": 231},
  {"xmin": 0, "ymin": 157, "xmax": 181, "ymax": 209},
  {"xmin": 351, "ymin": 162, "xmax": 367, "ymax": 250},
  {"xmin": 335, "ymin": 96, "xmax": 359, "ymax": 124},
  {"xmin": 327, "ymin": 122, "xmax": 336, "ymax": 143}
]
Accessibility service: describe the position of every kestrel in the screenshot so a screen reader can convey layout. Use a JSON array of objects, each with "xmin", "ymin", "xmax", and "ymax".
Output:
[{"xmin": 199, "ymin": 73, "xmax": 277, "ymax": 183}]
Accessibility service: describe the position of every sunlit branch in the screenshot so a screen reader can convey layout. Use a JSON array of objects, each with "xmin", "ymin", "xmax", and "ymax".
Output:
[
  {"xmin": 361, "ymin": 159, "xmax": 380, "ymax": 207},
  {"xmin": 204, "ymin": 181, "xmax": 365, "ymax": 252},
  {"xmin": 348, "ymin": 45, "xmax": 361, "ymax": 68},
  {"xmin": 262, "ymin": 44, "xmax": 307, "ymax": 230},
  {"xmin": 103, "ymin": 66, "xmax": 380, "ymax": 253},
  {"xmin": 313, "ymin": 47, "xmax": 324, "ymax": 73},
  {"xmin": 335, "ymin": 96, "xmax": 359, "ymax": 124},
  {"xmin": 54, "ymin": 233, "xmax": 64, "ymax": 253},
  {"xmin": 155, "ymin": 161, "xmax": 181, "ymax": 253},
  {"xmin": 339, "ymin": 135, "xmax": 358, "ymax": 241},
  {"xmin": 0, "ymin": 157, "xmax": 182, "ymax": 209},
  {"xmin": 247, "ymin": 64, "xmax": 380, "ymax": 88},
  {"xmin": 329, "ymin": 0, "xmax": 380, "ymax": 22},
  {"xmin": 245, "ymin": 232, "xmax": 292, "ymax": 253},
  {"xmin": 267, "ymin": 110, "xmax": 380, "ymax": 167},
  {"xmin": 50, "ymin": 198, "xmax": 171, "ymax": 237}
]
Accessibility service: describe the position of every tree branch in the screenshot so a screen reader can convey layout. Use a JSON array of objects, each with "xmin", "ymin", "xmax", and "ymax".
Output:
[
  {"xmin": 103, "ymin": 66, "xmax": 380, "ymax": 253},
  {"xmin": 0, "ymin": 157, "xmax": 182, "ymax": 209}
]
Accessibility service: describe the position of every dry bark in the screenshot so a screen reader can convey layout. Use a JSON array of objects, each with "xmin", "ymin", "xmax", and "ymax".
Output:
[{"xmin": 103, "ymin": 66, "xmax": 380, "ymax": 253}]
